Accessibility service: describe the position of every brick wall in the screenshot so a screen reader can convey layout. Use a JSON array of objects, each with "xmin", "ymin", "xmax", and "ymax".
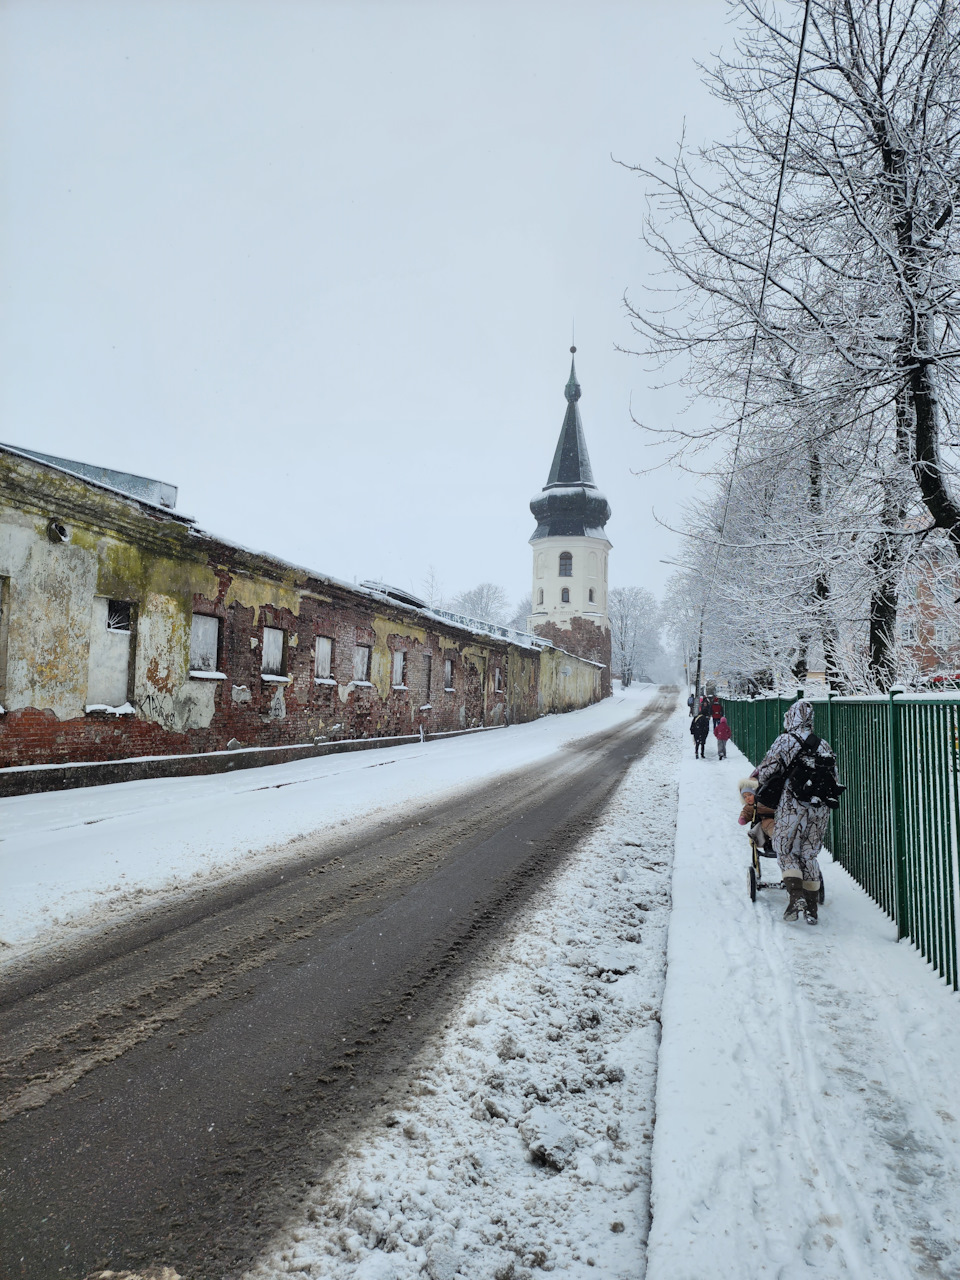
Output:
[{"xmin": 532, "ymin": 617, "xmax": 612, "ymax": 698}]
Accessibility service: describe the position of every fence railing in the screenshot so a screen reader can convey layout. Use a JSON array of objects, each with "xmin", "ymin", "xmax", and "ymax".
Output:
[{"xmin": 724, "ymin": 692, "xmax": 960, "ymax": 991}]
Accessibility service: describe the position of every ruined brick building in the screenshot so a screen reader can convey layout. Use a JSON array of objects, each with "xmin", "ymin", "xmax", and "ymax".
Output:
[
  {"xmin": 527, "ymin": 347, "xmax": 613, "ymax": 694},
  {"xmin": 0, "ymin": 430, "xmax": 605, "ymax": 791}
]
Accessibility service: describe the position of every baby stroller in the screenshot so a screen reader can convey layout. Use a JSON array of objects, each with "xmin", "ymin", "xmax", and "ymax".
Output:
[{"xmin": 743, "ymin": 792, "xmax": 826, "ymax": 906}]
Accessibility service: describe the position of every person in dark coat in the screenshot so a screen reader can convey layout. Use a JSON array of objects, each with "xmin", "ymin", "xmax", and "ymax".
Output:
[{"xmin": 690, "ymin": 711, "xmax": 710, "ymax": 758}]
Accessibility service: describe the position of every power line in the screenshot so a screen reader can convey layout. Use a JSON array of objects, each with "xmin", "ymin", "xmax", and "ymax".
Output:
[{"xmin": 696, "ymin": 0, "xmax": 812, "ymax": 687}]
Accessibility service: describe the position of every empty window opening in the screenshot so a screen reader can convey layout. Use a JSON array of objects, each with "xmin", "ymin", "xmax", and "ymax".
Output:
[
  {"xmin": 536, "ymin": 588, "xmax": 544, "ymax": 605},
  {"xmin": 262, "ymin": 626, "xmax": 285, "ymax": 675},
  {"xmin": 392, "ymin": 649, "xmax": 407, "ymax": 687},
  {"xmin": 190, "ymin": 614, "xmax": 220, "ymax": 672},
  {"xmin": 494, "ymin": 665, "xmax": 502, "ymax": 692},
  {"xmin": 315, "ymin": 635, "xmax": 333, "ymax": 679},
  {"xmin": 444, "ymin": 657, "xmax": 455, "ymax": 690},
  {"xmin": 561, "ymin": 588, "xmax": 570, "ymax": 603},
  {"xmin": 588, "ymin": 588, "xmax": 595, "ymax": 603},
  {"xmin": 88, "ymin": 596, "xmax": 134, "ymax": 707},
  {"xmin": 107, "ymin": 600, "xmax": 132, "ymax": 632},
  {"xmin": 353, "ymin": 644, "xmax": 371, "ymax": 682},
  {"xmin": 559, "ymin": 552, "xmax": 573, "ymax": 577},
  {"xmin": 423, "ymin": 653, "xmax": 432, "ymax": 696}
]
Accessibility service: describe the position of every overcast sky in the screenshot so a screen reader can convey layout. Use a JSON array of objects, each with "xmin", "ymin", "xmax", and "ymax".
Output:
[{"xmin": 1, "ymin": 0, "xmax": 736, "ymax": 613}]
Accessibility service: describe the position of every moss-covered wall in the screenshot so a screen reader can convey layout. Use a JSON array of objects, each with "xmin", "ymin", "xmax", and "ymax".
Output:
[{"xmin": 0, "ymin": 450, "xmax": 604, "ymax": 770}]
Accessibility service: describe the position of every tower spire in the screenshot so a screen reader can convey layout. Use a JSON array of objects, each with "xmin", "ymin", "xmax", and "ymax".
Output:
[{"xmin": 529, "ymin": 348, "xmax": 610, "ymax": 537}]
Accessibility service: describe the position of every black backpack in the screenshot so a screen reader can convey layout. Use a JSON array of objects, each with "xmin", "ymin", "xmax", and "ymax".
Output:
[
  {"xmin": 762, "ymin": 732, "xmax": 844, "ymax": 810},
  {"xmin": 789, "ymin": 733, "xmax": 845, "ymax": 808}
]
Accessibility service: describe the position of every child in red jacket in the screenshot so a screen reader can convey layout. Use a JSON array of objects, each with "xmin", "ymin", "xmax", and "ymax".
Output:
[{"xmin": 713, "ymin": 714, "xmax": 732, "ymax": 760}]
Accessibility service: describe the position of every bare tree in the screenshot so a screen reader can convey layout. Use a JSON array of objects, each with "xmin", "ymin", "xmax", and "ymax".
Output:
[
  {"xmin": 450, "ymin": 583, "xmax": 510, "ymax": 626},
  {"xmin": 626, "ymin": 0, "xmax": 960, "ymax": 687},
  {"xmin": 508, "ymin": 595, "xmax": 532, "ymax": 631},
  {"xmin": 609, "ymin": 586, "xmax": 662, "ymax": 686},
  {"xmin": 420, "ymin": 565, "xmax": 446, "ymax": 610}
]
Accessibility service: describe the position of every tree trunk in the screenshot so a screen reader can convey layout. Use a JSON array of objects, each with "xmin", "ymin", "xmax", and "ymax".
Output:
[{"xmin": 910, "ymin": 321, "xmax": 960, "ymax": 559}]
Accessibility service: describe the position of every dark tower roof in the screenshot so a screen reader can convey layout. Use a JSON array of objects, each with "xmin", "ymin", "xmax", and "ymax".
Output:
[{"xmin": 529, "ymin": 348, "xmax": 611, "ymax": 543}]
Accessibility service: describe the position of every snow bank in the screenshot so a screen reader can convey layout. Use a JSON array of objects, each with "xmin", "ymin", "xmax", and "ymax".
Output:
[
  {"xmin": 244, "ymin": 703, "xmax": 683, "ymax": 1280},
  {"xmin": 647, "ymin": 735, "xmax": 960, "ymax": 1280},
  {"xmin": 0, "ymin": 687, "xmax": 657, "ymax": 965}
]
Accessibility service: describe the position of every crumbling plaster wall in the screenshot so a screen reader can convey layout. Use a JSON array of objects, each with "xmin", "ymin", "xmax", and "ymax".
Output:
[{"xmin": 0, "ymin": 453, "xmax": 605, "ymax": 770}]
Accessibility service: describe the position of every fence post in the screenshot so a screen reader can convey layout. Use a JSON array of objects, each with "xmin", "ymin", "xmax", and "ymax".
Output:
[
  {"xmin": 826, "ymin": 690, "xmax": 835, "ymax": 854},
  {"xmin": 888, "ymin": 689, "xmax": 909, "ymax": 940}
]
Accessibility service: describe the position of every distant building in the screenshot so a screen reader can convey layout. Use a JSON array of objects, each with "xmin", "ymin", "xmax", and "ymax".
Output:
[
  {"xmin": 527, "ymin": 349, "xmax": 612, "ymax": 695},
  {"xmin": 0, "ymin": 443, "xmax": 603, "ymax": 791},
  {"xmin": 899, "ymin": 544, "xmax": 960, "ymax": 681}
]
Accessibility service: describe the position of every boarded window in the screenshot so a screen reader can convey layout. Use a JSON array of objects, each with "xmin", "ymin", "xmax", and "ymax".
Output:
[
  {"xmin": 559, "ymin": 552, "xmax": 573, "ymax": 577},
  {"xmin": 561, "ymin": 587, "xmax": 570, "ymax": 603},
  {"xmin": 392, "ymin": 650, "xmax": 406, "ymax": 686},
  {"xmin": 190, "ymin": 614, "xmax": 220, "ymax": 672},
  {"xmin": 444, "ymin": 657, "xmax": 454, "ymax": 690},
  {"xmin": 353, "ymin": 644, "xmax": 371, "ymax": 682},
  {"xmin": 315, "ymin": 635, "xmax": 333, "ymax": 678},
  {"xmin": 423, "ymin": 654, "xmax": 432, "ymax": 696},
  {"xmin": 88, "ymin": 596, "xmax": 134, "ymax": 706},
  {"xmin": 262, "ymin": 626, "xmax": 285, "ymax": 675}
]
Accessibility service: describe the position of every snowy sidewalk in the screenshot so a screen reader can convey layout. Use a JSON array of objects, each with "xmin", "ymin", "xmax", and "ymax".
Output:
[{"xmin": 647, "ymin": 737, "xmax": 960, "ymax": 1280}]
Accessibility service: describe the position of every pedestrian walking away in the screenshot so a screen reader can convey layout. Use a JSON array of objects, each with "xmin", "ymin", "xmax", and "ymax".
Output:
[
  {"xmin": 754, "ymin": 699, "xmax": 840, "ymax": 925},
  {"xmin": 690, "ymin": 711, "xmax": 710, "ymax": 759},
  {"xmin": 713, "ymin": 713, "xmax": 731, "ymax": 760},
  {"xmin": 687, "ymin": 692, "xmax": 696, "ymax": 717}
]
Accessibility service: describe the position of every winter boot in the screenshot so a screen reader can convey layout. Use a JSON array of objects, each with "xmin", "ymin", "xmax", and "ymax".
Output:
[
  {"xmin": 782, "ymin": 876, "xmax": 804, "ymax": 922},
  {"xmin": 802, "ymin": 886, "xmax": 819, "ymax": 925}
]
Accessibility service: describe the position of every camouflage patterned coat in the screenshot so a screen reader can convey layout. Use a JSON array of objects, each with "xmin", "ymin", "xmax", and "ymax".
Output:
[{"xmin": 756, "ymin": 700, "xmax": 831, "ymax": 884}]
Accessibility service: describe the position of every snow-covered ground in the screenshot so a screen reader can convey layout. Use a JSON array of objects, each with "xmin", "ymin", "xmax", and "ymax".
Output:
[
  {"xmin": 245, "ymin": 696, "xmax": 683, "ymax": 1280},
  {"xmin": 7, "ymin": 690, "xmax": 960, "ymax": 1279},
  {"xmin": 0, "ymin": 686, "xmax": 658, "ymax": 964},
  {"xmin": 647, "ymin": 736, "xmax": 960, "ymax": 1280}
]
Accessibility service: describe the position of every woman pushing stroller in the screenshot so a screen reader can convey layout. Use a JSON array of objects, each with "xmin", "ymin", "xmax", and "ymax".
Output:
[{"xmin": 752, "ymin": 699, "xmax": 841, "ymax": 925}]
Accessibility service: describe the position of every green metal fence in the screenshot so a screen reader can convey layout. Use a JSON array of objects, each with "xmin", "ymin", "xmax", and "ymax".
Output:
[{"xmin": 724, "ymin": 692, "xmax": 960, "ymax": 991}]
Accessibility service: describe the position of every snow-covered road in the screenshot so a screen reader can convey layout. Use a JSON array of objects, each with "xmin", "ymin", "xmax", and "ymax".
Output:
[
  {"xmin": 0, "ymin": 687, "xmax": 658, "ymax": 964},
  {"xmin": 648, "ymin": 737, "xmax": 960, "ymax": 1280},
  {"xmin": 245, "ymin": 700, "xmax": 683, "ymax": 1280}
]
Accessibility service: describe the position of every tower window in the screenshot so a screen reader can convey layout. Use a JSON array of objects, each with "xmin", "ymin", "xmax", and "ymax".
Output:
[
  {"xmin": 561, "ymin": 588, "xmax": 570, "ymax": 603},
  {"xmin": 559, "ymin": 552, "xmax": 573, "ymax": 577},
  {"xmin": 537, "ymin": 589, "xmax": 544, "ymax": 605},
  {"xmin": 588, "ymin": 588, "xmax": 595, "ymax": 603}
]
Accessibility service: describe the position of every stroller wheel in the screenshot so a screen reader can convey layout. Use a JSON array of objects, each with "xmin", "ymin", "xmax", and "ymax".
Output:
[
  {"xmin": 819, "ymin": 881, "xmax": 826, "ymax": 905},
  {"xmin": 748, "ymin": 864, "xmax": 757, "ymax": 902}
]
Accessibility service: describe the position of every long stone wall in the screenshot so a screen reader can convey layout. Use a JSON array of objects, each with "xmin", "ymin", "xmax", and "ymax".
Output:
[{"xmin": 0, "ymin": 450, "xmax": 604, "ymax": 779}]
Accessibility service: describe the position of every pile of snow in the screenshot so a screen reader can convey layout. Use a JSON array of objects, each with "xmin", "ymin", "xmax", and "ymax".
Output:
[
  {"xmin": 0, "ymin": 686, "xmax": 658, "ymax": 963},
  {"xmin": 648, "ymin": 734, "xmax": 960, "ymax": 1280},
  {"xmin": 245, "ymin": 707, "xmax": 683, "ymax": 1280}
]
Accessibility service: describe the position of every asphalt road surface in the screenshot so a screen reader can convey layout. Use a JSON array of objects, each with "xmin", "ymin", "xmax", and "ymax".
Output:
[{"xmin": 0, "ymin": 691, "xmax": 675, "ymax": 1279}]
